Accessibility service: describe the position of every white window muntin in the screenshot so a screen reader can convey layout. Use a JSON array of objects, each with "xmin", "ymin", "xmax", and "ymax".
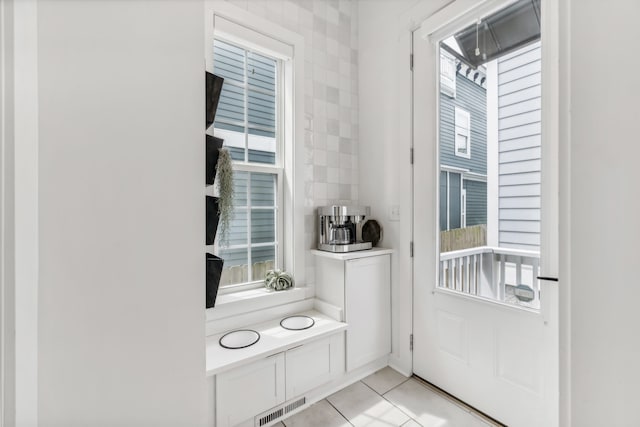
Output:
[{"xmin": 454, "ymin": 106, "xmax": 471, "ymax": 158}]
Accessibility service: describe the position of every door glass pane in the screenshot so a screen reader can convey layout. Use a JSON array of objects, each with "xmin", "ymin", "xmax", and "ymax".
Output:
[{"xmin": 437, "ymin": 0, "xmax": 541, "ymax": 309}]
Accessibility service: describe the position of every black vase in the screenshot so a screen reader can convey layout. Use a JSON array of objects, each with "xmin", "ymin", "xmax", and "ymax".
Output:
[
  {"xmin": 206, "ymin": 72, "xmax": 224, "ymax": 130},
  {"xmin": 206, "ymin": 196, "xmax": 220, "ymax": 245},
  {"xmin": 206, "ymin": 253, "xmax": 224, "ymax": 308},
  {"xmin": 206, "ymin": 135, "xmax": 224, "ymax": 186}
]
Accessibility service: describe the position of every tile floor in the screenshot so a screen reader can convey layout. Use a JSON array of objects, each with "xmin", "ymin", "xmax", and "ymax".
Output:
[{"xmin": 278, "ymin": 367, "xmax": 502, "ymax": 427}]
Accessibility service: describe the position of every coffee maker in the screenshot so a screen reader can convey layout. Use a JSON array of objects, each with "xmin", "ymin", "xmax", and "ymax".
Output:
[{"xmin": 317, "ymin": 205, "xmax": 372, "ymax": 253}]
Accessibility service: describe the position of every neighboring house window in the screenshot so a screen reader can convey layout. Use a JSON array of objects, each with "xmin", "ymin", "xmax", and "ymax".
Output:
[
  {"xmin": 212, "ymin": 37, "xmax": 284, "ymax": 291},
  {"xmin": 454, "ymin": 107, "xmax": 471, "ymax": 158},
  {"xmin": 440, "ymin": 170, "xmax": 463, "ymax": 231},
  {"xmin": 440, "ymin": 50, "xmax": 457, "ymax": 97}
]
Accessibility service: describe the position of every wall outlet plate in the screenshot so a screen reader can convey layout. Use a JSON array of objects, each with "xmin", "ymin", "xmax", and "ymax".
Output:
[{"xmin": 389, "ymin": 205, "xmax": 400, "ymax": 221}]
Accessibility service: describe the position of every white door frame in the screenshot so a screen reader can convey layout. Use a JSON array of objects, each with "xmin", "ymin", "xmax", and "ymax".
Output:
[
  {"xmin": 1, "ymin": 1, "xmax": 40, "ymax": 425},
  {"xmin": 1, "ymin": 2, "xmax": 15, "ymax": 424},
  {"xmin": 411, "ymin": 0, "xmax": 559, "ymax": 424}
]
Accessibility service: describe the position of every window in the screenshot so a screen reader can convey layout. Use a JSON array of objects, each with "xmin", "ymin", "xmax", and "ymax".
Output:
[
  {"xmin": 211, "ymin": 29, "xmax": 288, "ymax": 292},
  {"xmin": 454, "ymin": 107, "xmax": 470, "ymax": 158},
  {"xmin": 205, "ymin": 6, "xmax": 305, "ymax": 301},
  {"xmin": 440, "ymin": 50, "xmax": 457, "ymax": 97}
]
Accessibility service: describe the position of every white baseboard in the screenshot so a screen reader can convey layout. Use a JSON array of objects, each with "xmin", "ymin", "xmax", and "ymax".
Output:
[{"xmin": 388, "ymin": 359, "xmax": 412, "ymax": 378}]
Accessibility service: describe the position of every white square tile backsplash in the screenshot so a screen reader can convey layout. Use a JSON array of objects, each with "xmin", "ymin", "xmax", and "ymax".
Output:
[{"xmin": 223, "ymin": 0, "xmax": 360, "ymax": 279}]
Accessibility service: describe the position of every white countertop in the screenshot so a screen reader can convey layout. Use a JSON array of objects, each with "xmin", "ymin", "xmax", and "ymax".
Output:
[
  {"xmin": 206, "ymin": 310, "xmax": 347, "ymax": 376},
  {"xmin": 311, "ymin": 247, "xmax": 394, "ymax": 260}
]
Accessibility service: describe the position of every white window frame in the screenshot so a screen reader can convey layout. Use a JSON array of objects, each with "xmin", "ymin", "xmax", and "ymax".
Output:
[
  {"xmin": 454, "ymin": 106, "xmax": 471, "ymax": 158},
  {"xmin": 461, "ymin": 187, "xmax": 467, "ymax": 228},
  {"xmin": 205, "ymin": 1, "xmax": 306, "ymax": 304}
]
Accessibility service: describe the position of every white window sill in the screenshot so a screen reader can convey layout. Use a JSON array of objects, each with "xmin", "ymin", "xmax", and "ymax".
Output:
[{"xmin": 206, "ymin": 285, "xmax": 314, "ymax": 323}]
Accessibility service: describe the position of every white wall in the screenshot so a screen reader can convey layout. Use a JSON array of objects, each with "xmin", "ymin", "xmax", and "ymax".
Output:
[
  {"xmin": 0, "ymin": 1, "xmax": 17, "ymax": 424},
  {"xmin": 358, "ymin": 0, "xmax": 450, "ymax": 375},
  {"xmin": 561, "ymin": 1, "xmax": 640, "ymax": 425},
  {"xmin": 14, "ymin": 0, "xmax": 40, "ymax": 425},
  {"xmin": 36, "ymin": 1, "xmax": 206, "ymax": 425}
]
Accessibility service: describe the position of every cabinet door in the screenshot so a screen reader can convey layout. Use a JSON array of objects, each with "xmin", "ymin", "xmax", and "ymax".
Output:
[
  {"xmin": 216, "ymin": 353, "xmax": 285, "ymax": 427},
  {"xmin": 345, "ymin": 255, "xmax": 391, "ymax": 371},
  {"xmin": 285, "ymin": 332, "xmax": 345, "ymax": 398}
]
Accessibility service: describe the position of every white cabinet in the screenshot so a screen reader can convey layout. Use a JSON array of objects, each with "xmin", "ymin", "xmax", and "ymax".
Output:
[
  {"xmin": 313, "ymin": 249, "xmax": 392, "ymax": 372},
  {"xmin": 216, "ymin": 352, "xmax": 285, "ymax": 427},
  {"xmin": 215, "ymin": 332, "xmax": 344, "ymax": 427},
  {"xmin": 285, "ymin": 333, "xmax": 344, "ymax": 398},
  {"xmin": 344, "ymin": 255, "xmax": 391, "ymax": 370}
]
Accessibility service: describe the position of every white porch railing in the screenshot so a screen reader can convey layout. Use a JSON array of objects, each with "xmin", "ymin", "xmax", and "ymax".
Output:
[{"xmin": 440, "ymin": 246, "xmax": 541, "ymax": 309}]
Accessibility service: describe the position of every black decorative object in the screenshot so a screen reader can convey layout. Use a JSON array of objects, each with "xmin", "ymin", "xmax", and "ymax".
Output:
[
  {"xmin": 205, "ymin": 71, "xmax": 226, "ymax": 310},
  {"xmin": 206, "ymin": 253, "xmax": 224, "ymax": 308},
  {"xmin": 362, "ymin": 219, "xmax": 382, "ymax": 247},
  {"xmin": 206, "ymin": 72, "xmax": 224, "ymax": 129},
  {"xmin": 206, "ymin": 196, "xmax": 220, "ymax": 245},
  {"xmin": 206, "ymin": 135, "xmax": 224, "ymax": 185}
]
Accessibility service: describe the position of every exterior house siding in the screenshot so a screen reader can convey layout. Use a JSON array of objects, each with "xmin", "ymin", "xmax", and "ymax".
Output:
[
  {"xmin": 440, "ymin": 75, "xmax": 488, "ymax": 175},
  {"xmin": 440, "ymin": 68, "xmax": 487, "ymax": 231},
  {"xmin": 497, "ymin": 41, "xmax": 541, "ymax": 250}
]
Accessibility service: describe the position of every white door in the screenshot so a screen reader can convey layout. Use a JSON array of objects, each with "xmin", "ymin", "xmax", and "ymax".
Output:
[{"xmin": 412, "ymin": 1, "xmax": 559, "ymax": 426}]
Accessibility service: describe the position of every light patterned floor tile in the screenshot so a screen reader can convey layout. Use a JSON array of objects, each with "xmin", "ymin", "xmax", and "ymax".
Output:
[
  {"xmin": 282, "ymin": 399, "xmax": 351, "ymax": 427},
  {"xmin": 327, "ymin": 381, "xmax": 410, "ymax": 427},
  {"xmin": 384, "ymin": 379, "xmax": 488, "ymax": 427},
  {"xmin": 362, "ymin": 367, "xmax": 410, "ymax": 395}
]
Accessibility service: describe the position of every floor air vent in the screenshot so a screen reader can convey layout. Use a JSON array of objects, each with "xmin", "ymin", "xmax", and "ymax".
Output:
[
  {"xmin": 285, "ymin": 397, "xmax": 306, "ymax": 414},
  {"xmin": 255, "ymin": 397, "xmax": 306, "ymax": 426},
  {"xmin": 257, "ymin": 408, "xmax": 283, "ymax": 426}
]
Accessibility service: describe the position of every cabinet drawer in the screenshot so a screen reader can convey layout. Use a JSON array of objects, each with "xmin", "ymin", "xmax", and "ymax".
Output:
[
  {"xmin": 216, "ymin": 353, "xmax": 285, "ymax": 427},
  {"xmin": 285, "ymin": 332, "xmax": 345, "ymax": 398}
]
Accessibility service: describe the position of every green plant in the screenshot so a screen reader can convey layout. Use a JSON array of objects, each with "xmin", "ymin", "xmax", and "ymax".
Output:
[
  {"xmin": 216, "ymin": 147, "xmax": 234, "ymax": 246},
  {"xmin": 264, "ymin": 270, "xmax": 295, "ymax": 291}
]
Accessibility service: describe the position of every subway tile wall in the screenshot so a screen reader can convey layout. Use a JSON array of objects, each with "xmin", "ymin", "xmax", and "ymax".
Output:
[{"xmin": 223, "ymin": 0, "xmax": 360, "ymax": 282}]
